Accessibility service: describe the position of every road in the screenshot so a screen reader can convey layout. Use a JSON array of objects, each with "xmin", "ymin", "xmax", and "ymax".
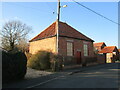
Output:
[
  {"xmin": 2, "ymin": 63, "xmax": 120, "ymax": 89},
  {"xmin": 31, "ymin": 63, "xmax": 119, "ymax": 88}
]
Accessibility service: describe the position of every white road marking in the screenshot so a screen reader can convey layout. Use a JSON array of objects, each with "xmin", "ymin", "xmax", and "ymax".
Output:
[{"xmin": 26, "ymin": 76, "xmax": 64, "ymax": 88}]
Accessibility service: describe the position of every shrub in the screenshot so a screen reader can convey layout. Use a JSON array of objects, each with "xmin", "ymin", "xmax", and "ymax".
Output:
[
  {"xmin": 2, "ymin": 50, "xmax": 13, "ymax": 83},
  {"xmin": 2, "ymin": 50, "xmax": 27, "ymax": 83},
  {"xmin": 27, "ymin": 51, "xmax": 51, "ymax": 70},
  {"xmin": 50, "ymin": 54, "xmax": 63, "ymax": 71},
  {"xmin": 11, "ymin": 52, "xmax": 27, "ymax": 79},
  {"xmin": 25, "ymin": 52, "xmax": 32, "ymax": 60}
]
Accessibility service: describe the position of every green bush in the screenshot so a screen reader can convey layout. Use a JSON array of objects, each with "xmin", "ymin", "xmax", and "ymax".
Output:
[
  {"xmin": 50, "ymin": 54, "xmax": 63, "ymax": 71},
  {"xmin": 2, "ymin": 50, "xmax": 27, "ymax": 83},
  {"xmin": 27, "ymin": 51, "xmax": 51, "ymax": 70}
]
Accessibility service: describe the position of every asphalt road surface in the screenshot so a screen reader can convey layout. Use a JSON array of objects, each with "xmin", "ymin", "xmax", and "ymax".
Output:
[
  {"xmin": 32, "ymin": 63, "xmax": 120, "ymax": 88},
  {"xmin": 2, "ymin": 63, "xmax": 120, "ymax": 89}
]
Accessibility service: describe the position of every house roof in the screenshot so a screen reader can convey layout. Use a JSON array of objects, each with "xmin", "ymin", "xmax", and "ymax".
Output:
[
  {"xmin": 94, "ymin": 42, "xmax": 105, "ymax": 47},
  {"xmin": 118, "ymin": 49, "xmax": 120, "ymax": 52},
  {"xmin": 29, "ymin": 21, "xmax": 94, "ymax": 42},
  {"xmin": 98, "ymin": 46, "xmax": 117, "ymax": 53},
  {"xmin": 29, "ymin": 22, "xmax": 56, "ymax": 42}
]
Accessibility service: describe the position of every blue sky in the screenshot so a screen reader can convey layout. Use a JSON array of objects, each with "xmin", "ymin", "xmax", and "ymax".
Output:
[{"xmin": 1, "ymin": 2, "xmax": 118, "ymax": 48}]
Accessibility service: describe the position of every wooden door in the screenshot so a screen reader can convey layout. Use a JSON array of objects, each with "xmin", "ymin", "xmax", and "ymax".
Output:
[{"xmin": 76, "ymin": 51, "xmax": 82, "ymax": 64}]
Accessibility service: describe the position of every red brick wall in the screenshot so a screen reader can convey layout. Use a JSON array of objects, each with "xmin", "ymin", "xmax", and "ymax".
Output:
[
  {"xmin": 58, "ymin": 37, "xmax": 95, "ymax": 64},
  {"xmin": 87, "ymin": 41, "xmax": 95, "ymax": 57},
  {"xmin": 58, "ymin": 37, "xmax": 67, "ymax": 56},
  {"xmin": 97, "ymin": 54, "xmax": 106, "ymax": 64}
]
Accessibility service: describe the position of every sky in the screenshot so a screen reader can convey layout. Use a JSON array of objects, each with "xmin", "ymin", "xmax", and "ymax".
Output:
[{"xmin": 0, "ymin": 1, "xmax": 119, "ymax": 48}]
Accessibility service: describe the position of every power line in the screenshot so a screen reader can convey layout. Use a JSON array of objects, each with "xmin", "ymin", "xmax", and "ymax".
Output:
[{"xmin": 71, "ymin": 0, "xmax": 120, "ymax": 25}]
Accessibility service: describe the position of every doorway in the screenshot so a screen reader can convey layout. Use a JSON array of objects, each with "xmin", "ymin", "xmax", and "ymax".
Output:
[{"xmin": 76, "ymin": 51, "xmax": 82, "ymax": 64}]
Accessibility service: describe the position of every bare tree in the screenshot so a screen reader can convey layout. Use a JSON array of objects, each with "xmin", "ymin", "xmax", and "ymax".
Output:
[
  {"xmin": 16, "ymin": 38, "xmax": 29, "ymax": 52},
  {"xmin": 1, "ymin": 20, "xmax": 32, "ymax": 51}
]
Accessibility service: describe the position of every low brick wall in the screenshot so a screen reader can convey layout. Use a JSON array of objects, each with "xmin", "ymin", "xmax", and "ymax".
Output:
[
  {"xmin": 58, "ymin": 54, "xmax": 106, "ymax": 69},
  {"xmin": 97, "ymin": 54, "xmax": 106, "ymax": 64},
  {"xmin": 54, "ymin": 55, "xmax": 77, "ymax": 68},
  {"xmin": 85, "ymin": 57, "xmax": 97, "ymax": 64},
  {"xmin": 63, "ymin": 56, "xmax": 76, "ymax": 66},
  {"xmin": 84, "ymin": 55, "xmax": 106, "ymax": 65}
]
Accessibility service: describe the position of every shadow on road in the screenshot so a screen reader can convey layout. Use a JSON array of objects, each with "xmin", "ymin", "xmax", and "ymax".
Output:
[{"xmin": 2, "ymin": 63, "xmax": 120, "ymax": 89}]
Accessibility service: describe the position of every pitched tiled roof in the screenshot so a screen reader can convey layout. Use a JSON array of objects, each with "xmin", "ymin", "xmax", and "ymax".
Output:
[
  {"xmin": 29, "ymin": 21, "xmax": 94, "ymax": 42},
  {"xmin": 29, "ymin": 22, "xmax": 56, "ymax": 42},
  {"xmin": 94, "ymin": 42, "xmax": 105, "ymax": 47},
  {"xmin": 99, "ymin": 46, "xmax": 116, "ymax": 53},
  {"xmin": 118, "ymin": 49, "xmax": 120, "ymax": 52}
]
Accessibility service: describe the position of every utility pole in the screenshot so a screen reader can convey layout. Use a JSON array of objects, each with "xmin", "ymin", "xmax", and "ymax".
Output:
[
  {"xmin": 56, "ymin": 0, "xmax": 67, "ymax": 54},
  {"xmin": 56, "ymin": 0, "xmax": 60, "ymax": 54},
  {"xmin": 57, "ymin": 0, "xmax": 60, "ymax": 21}
]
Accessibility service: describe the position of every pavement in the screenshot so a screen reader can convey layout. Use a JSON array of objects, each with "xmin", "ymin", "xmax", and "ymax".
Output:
[{"xmin": 2, "ymin": 62, "xmax": 119, "ymax": 89}]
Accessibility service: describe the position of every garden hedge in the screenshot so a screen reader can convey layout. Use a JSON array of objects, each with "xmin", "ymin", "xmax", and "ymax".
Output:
[
  {"xmin": 27, "ymin": 51, "xmax": 51, "ymax": 70},
  {"xmin": 2, "ymin": 50, "xmax": 27, "ymax": 83}
]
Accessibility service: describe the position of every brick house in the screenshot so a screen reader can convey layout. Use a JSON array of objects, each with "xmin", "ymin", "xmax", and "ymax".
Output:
[
  {"xmin": 29, "ymin": 21, "xmax": 95, "ymax": 65},
  {"xmin": 93, "ymin": 42, "xmax": 106, "ymax": 64},
  {"xmin": 99, "ymin": 46, "xmax": 119, "ymax": 63},
  {"xmin": 94, "ymin": 42, "xmax": 106, "ymax": 52}
]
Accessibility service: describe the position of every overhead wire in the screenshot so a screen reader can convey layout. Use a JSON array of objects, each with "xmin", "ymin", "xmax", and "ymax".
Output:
[
  {"xmin": 4, "ymin": 2, "xmax": 119, "ymax": 25},
  {"xmin": 71, "ymin": 0, "xmax": 120, "ymax": 25}
]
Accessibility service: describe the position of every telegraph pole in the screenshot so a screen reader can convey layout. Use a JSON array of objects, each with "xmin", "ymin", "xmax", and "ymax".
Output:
[
  {"xmin": 57, "ymin": 0, "xmax": 60, "ymax": 21},
  {"xmin": 56, "ymin": 0, "xmax": 60, "ymax": 54},
  {"xmin": 56, "ymin": 0, "xmax": 67, "ymax": 54}
]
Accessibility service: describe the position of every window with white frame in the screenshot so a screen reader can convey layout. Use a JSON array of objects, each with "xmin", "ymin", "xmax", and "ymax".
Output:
[
  {"xmin": 67, "ymin": 42, "xmax": 73, "ymax": 56},
  {"xmin": 84, "ymin": 44, "xmax": 88, "ymax": 56}
]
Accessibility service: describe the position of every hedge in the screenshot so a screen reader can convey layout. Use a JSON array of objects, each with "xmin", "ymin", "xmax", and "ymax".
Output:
[
  {"xmin": 27, "ymin": 51, "xmax": 51, "ymax": 70},
  {"xmin": 2, "ymin": 50, "xmax": 27, "ymax": 83}
]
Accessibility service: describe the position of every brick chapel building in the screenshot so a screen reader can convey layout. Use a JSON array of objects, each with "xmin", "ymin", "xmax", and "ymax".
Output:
[{"xmin": 29, "ymin": 21, "xmax": 95, "ymax": 65}]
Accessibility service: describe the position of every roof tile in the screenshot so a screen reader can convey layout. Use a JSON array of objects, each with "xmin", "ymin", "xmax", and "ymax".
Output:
[
  {"xmin": 94, "ymin": 42, "xmax": 105, "ymax": 47},
  {"xmin": 29, "ymin": 21, "xmax": 93, "ymax": 42},
  {"xmin": 99, "ymin": 46, "xmax": 116, "ymax": 53}
]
